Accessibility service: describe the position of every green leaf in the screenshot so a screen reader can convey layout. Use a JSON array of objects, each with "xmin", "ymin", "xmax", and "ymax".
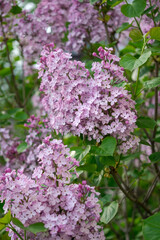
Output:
[
  {"xmin": 142, "ymin": 5, "xmax": 156, "ymax": 15},
  {"xmin": 116, "ymin": 22, "xmax": 132, "ymax": 33},
  {"xmin": 7, "ymin": 108, "xmax": 22, "ymax": 116},
  {"xmin": 100, "ymin": 201, "xmax": 119, "ymax": 224},
  {"xmin": 155, "ymin": 13, "xmax": 160, "ymax": 22},
  {"xmin": 0, "ymin": 210, "xmax": 11, "ymax": 224},
  {"xmin": 154, "ymin": 137, "xmax": 160, "ymax": 143},
  {"xmin": 120, "ymin": 45, "xmax": 135, "ymax": 55},
  {"xmin": 149, "ymin": 152, "xmax": 160, "ymax": 163},
  {"xmin": 77, "ymin": 163, "xmax": 97, "ymax": 172},
  {"xmin": 26, "ymin": 222, "xmax": 47, "ymax": 234},
  {"xmin": 121, "ymin": 0, "xmax": 146, "ymax": 18},
  {"xmin": 144, "ymin": 77, "xmax": 160, "ymax": 89},
  {"xmin": 106, "ymin": 0, "xmax": 123, "ymax": 6},
  {"xmin": 150, "ymin": 46, "xmax": 160, "ymax": 55},
  {"xmin": 0, "ymin": 68, "xmax": 11, "ymax": 77},
  {"xmin": 143, "ymin": 213, "xmax": 160, "ymax": 240},
  {"xmin": 136, "ymin": 116, "xmax": 157, "ymax": 129},
  {"xmin": 90, "ymin": 137, "xmax": 117, "ymax": 157},
  {"xmin": 10, "ymin": 5, "xmax": 22, "ymax": 14},
  {"xmin": 140, "ymin": 140, "xmax": 151, "ymax": 146},
  {"xmin": 129, "ymin": 29, "xmax": 143, "ymax": 42},
  {"xmin": 90, "ymin": 146, "xmax": 111, "ymax": 156},
  {"xmin": 133, "ymin": 51, "xmax": 151, "ymax": 70},
  {"xmin": 100, "ymin": 137, "xmax": 117, "ymax": 156},
  {"xmin": 99, "ymin": 195, "xmax": 112, "ymax": 206},
  {"xmin": 119, "ymin": 54, "xmax": 136, "ymax": 71},
  {"xmin": 90, "ymin": 0, "xmax": 98, "ymax": 4},
  {"xmin": 14, "ymin": 111, "xmax": 28, "ymax": 121},
  {"xmin": 0, "ymin": 113, "xmax": 10, "ymax": 121},
  {"xmin": 70, "ymin": 147, "xmax": 83, "ymax": 159},
  {"xmin": 120, "ymin": 51, "xmax": 151, "ymax": 71},
  {"xmin": 100, "ymin": 156, "xmax": 115, "ymax": 166},
  {"xmin": 12, "ymin": 218, "xmax": 25, "ymax": 230},
  {"xmin": 17, "ymin": 142, "xmax": 28, "ymax": 154},
  {"xmin": 150, "ymin": 27, "xmax": 160, "ymax": 41},
  {"xmin": 121, "ymin": 152, "xmax": 141, "ymax": 161},
  {"xmin": 78, "ymin": 145, "xmax": 91, "ymax": 163},
  {"xmin": 0, "ymin": 223, "xmax": 6, "ymax": 231}
]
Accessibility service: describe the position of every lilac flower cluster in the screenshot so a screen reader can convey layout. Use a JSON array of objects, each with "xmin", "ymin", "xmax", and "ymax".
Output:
[
  {"xmin": 66, "ymin": 0, "xmax": 106, "ymax": 53},
  {"xmin": 39, "ymin": 44, "xmax": 139, "ymax": 153},
  {"xmin": 0, "ymin": 115, "xmax": 50, "ymax": 174},
  {"xmin": 32, "ymin": 91, "xmax": 46, "ymax": 117},
  {"xmin": 35, "ymin": 0, "xmax": 70, "ymax": 48},
  {"xmin": 12, "ymin": 11, "xmax": 49, "ymax": 75},
  {"xmin": 0, "ymin": 0, "xmax": 13, "ymax": 16},
  {"xmin": 140, "ymin": 0, "xmax": 160, "ymax": 34},
  {"xmin": 0, "ymin": 127, "xmax": 19, "ymax": 171},
  {"xmin": 0, "ymin": 138, "xmax": 105, "ymax": 240},
  {"xmin": 0, "ymin": 0, "xmax": 135, "ymax": 75}
]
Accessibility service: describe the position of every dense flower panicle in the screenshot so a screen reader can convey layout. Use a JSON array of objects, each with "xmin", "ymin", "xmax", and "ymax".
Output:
[
  {"xmin": 0, "ymin": 0, "xmax": 13, "ymax": 15},
  {"xmin": 107, "ymin": 3, "xmax": 127, "ymax": 33},
  {"xmin": 0, "ymin": 116, "xmax": 50, "ymax": 174},
  {"xmin": 0, "ymin": 128, "xmax": 22, "ymax": 173},
  {"xmin": 0, "ymin": 139, "xmax": 105, "ymax": 240},
  {"xmin": 33, "ymin": 137, "xmax": 79, "ymax": 184},
  {"xmin": 142, "ymin": 0, "xmax": 160, "ymax": 32},
  {"xmin": 66, "ymin": 0, "xmax": 106, "ymax": 53},
  {"xmin": 24, "ymin": 115, "xmax": 51, "ymax": 172},
  {"xmin": 32, "ymin": 92, "xmax": 46, "ymax": 116},
  {"xmin": 12, "ymin": 11, "xmax": 49, "ymax": 75},
  {"xmin": 39, "ymin": 44, "xmax": 139, "ymax": 153},
  {"xmin": 35, "ymin": 0, "xmax": 70, "ymax": 47},
  {"xmin": 3, "ymin": 0, "xmax": 69, "ymax": 76}
]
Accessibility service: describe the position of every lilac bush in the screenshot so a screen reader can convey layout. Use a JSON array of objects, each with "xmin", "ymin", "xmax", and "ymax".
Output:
[{"xmin": 0, "ymin": 0, "xmax": 160, "ymax": 239}]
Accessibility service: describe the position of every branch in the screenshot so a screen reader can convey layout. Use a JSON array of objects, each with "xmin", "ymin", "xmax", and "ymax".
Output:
[
  {"xmin": 109, "ymin": 166, "xmax": 152, "ymax": 216},
  {"xmin": 143, "ymin": 174, "xmax": 159, "ymax": 203}
]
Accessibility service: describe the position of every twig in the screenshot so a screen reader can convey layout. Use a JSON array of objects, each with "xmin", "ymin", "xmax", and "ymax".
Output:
[
  {"xmin": 143, "ymin": 174, "xmax": 159, "ymax": 203},
  {"xmin": 143, "ymin": 128, "xmax": 153, "ymax": 143},
  {"xmin": 109, "ymin": 166, "xmax": 152, "ymax": 216}
]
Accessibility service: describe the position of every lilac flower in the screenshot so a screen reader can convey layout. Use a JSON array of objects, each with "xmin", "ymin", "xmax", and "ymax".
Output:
[
  {"xmin": 0, "ymin": 116, "xmax": 50, "ymax": 174},
  {"xmin": 39, "ymin": 44, "xmax": 139, "ymax": 153},
  {"xmin": 0, "ymin": 138, "xmax": 105, "ymax": 240},
  {"xmin": 66, "ymin": 0, "xmax": 106, "ymax": 53}
]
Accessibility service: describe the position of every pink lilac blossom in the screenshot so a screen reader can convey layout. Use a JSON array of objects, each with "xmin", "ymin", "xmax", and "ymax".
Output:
[
  {"xmin": 0, "ymin": 116, "xmax": 50, "ymax": 174},
  {"xmin": 106, "ymin": 2, "xmax": 129, "ymax": 47},
  {"xmin": 12, "ymin": 11, "xmax": 49, "ymax": 75},
  {"xmin": 66, "ymin": 0, "xmax": 106, "ymax": 53},
  {"xmin": 34, "ymin": 0, "xmax": 70, "ymax": 48},
  {"xmin": 130, "ymin": 0, "xmax": 160, "ymax": 37},
  {"xmin": 0, "ymin": 138, "xmax": 105, "ymax": 240},
  {"xmin": 0, "ymin": 0, "xmax": 13, "ymax": 16},
  {"xmin": 116, "ymin": 0, "xmax": 160, "ymax": 46},
  {"xmin": 1, "ymin": 0, "xmax": 69, "ymax": 76},
  {"xmin": 32, "ymin": 92, "xmax": 46, "ymax": 117},
  {"xmin": 39, "ymin": 44, "xmax": 139, "ymax": 153},
  {"xmin": 0, "ymin": 1, "xmax": 16, "ymax": 43}
]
